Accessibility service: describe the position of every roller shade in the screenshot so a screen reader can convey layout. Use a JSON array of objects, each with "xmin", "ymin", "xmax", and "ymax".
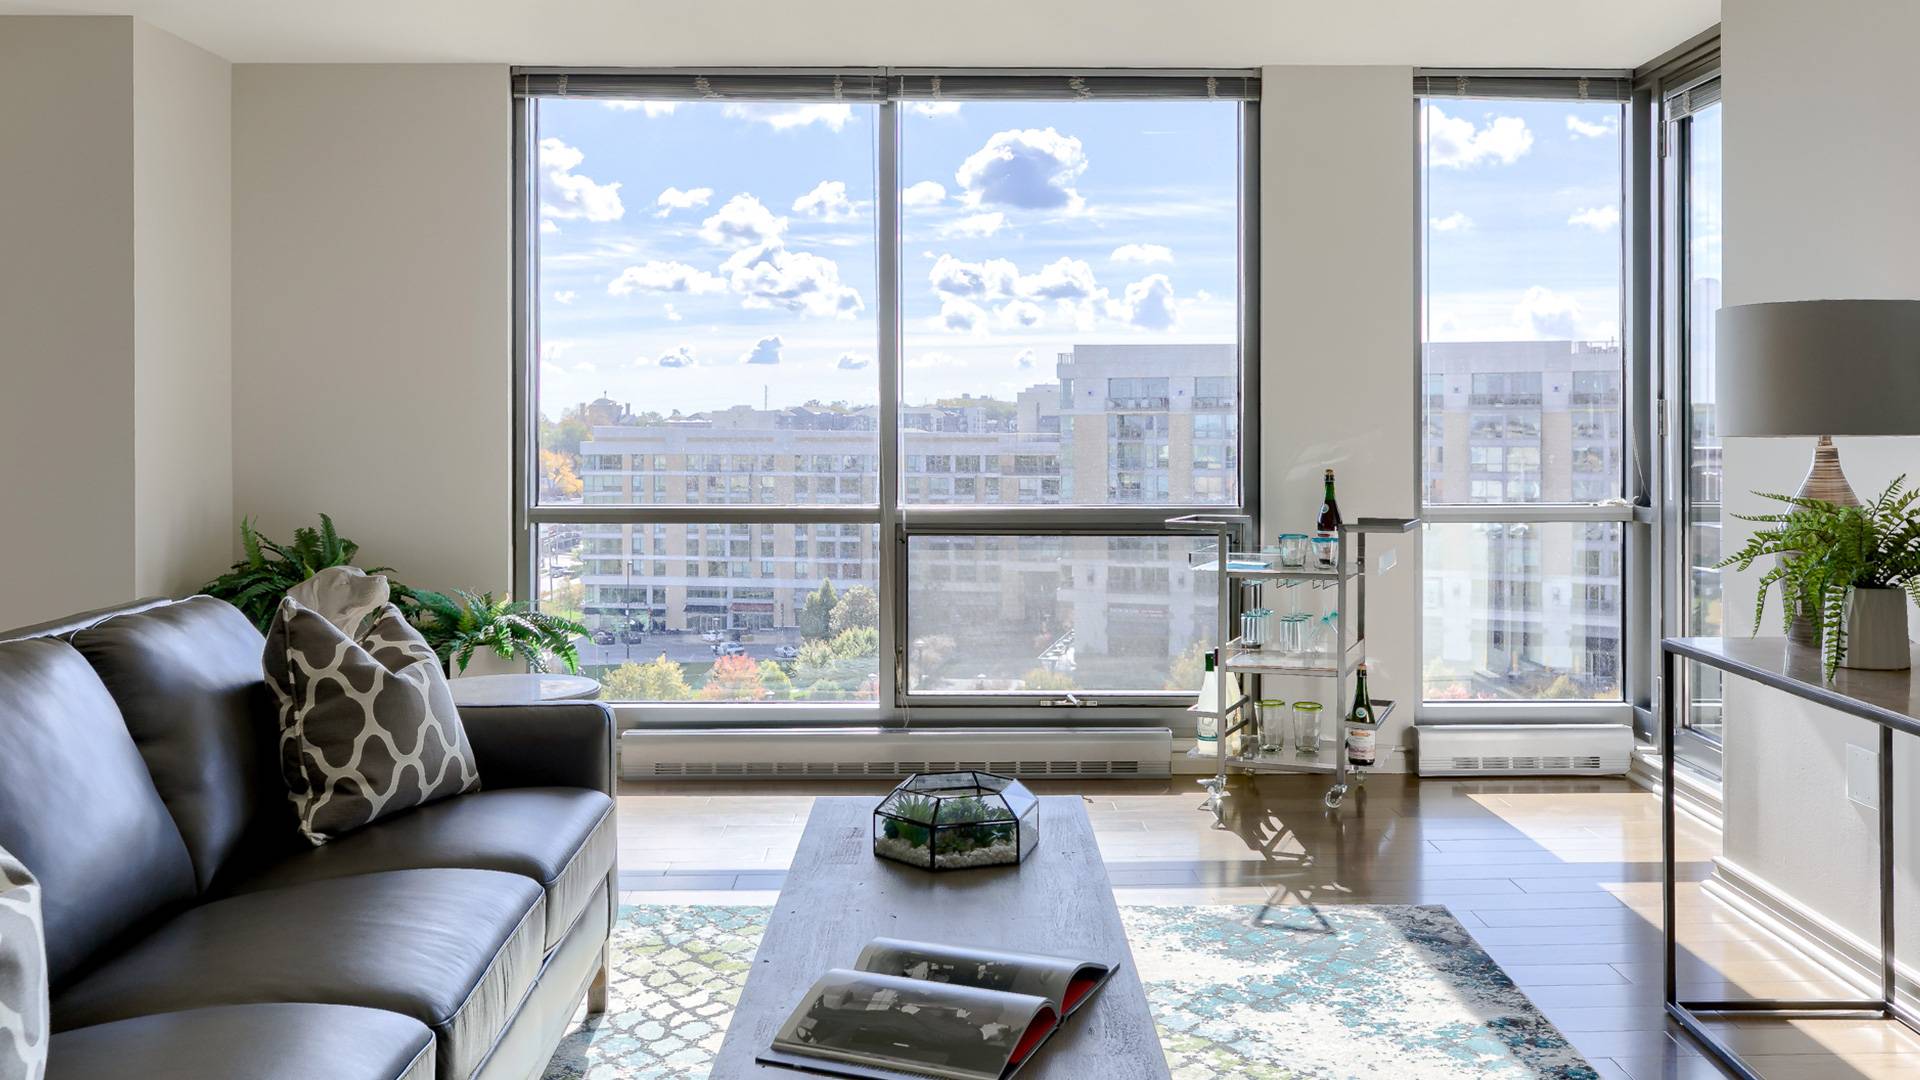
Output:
[
  {"xmin": 513, "ymin": 70, "xmax": 888, "ymax": 102},
  {"xmin": 1664, "ymin": 76, "xmax": 1721, "ymax": 120},
  {"xmin": 892, "ymin": 71, "xmax": 1258, "ymax": 102},
  {"xmin": 513, "ymin": 69, "xmax": 1257, "ymax": 103},
  {"xmin": 1414, "ymin": 70, "xmax": 1632, "ymax": 102}
]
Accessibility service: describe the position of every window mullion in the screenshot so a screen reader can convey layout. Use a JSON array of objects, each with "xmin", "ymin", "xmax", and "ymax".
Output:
[{"xmin": 877, "ymin": 100, "xmax": 903, "ymax": 713}]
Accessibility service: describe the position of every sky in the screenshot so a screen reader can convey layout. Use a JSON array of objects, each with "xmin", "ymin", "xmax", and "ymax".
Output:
[
  {"xmin": 534, "ymin": 94, "xmax": 1628, "ymax": 423},
  {"xmin": 535, "ymin": 97, "xmax": 1240, "ymax": 420}
]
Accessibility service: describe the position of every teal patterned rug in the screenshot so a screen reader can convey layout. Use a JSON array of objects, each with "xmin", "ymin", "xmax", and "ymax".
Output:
[{"xmin": 542, "ymin": 904, "xmax": 1596, "ymax": 1080}]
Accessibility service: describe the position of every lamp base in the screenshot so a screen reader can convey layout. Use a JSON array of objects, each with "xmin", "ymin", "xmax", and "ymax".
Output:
[{"xmin": 1796, "ymin": 435, "xmax": 1861, "ymax": 506}]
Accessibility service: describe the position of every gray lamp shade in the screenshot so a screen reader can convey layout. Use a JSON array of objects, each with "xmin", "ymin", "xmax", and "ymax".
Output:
[{"xmin": 1716, "ymin": 299, "xmax": 1920, "ymax": 437}]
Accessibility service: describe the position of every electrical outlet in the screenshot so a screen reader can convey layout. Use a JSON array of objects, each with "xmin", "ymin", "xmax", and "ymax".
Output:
[{"xmin": 1846, "ymin": 743, "xmax": 1880, "ymax": 810}]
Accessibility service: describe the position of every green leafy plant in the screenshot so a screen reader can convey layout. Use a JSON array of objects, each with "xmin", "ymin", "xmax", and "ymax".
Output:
[
  {"xmin": 1717, "ymin": 476, "xmax": 1920, "ymax": 678},
  {"xmin": 202, "ymin": 515, "xmax": 391, "ymax": 631},
  {"xmin": 398, "ymin": 589, "xmax": 587, "ymax": 675}
]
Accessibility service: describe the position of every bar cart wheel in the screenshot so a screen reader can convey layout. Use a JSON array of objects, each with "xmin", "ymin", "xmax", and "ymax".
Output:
[
  {"xmin": 1197, "ymin": 776, "xmax": 1228, "ymax": 827},
  {"xmin": 1323, "ymin": 784, "xmax": 1347, "ymax": 810}
]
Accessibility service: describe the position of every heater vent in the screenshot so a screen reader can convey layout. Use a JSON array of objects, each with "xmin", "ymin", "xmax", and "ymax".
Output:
[
  {"xmin": 1418, "ymin": 725, "xmax": 1632, "ymax": 777},
  {"xmin": 624, "ymin": 728, "xmax": 1172, "ymax": 781}
]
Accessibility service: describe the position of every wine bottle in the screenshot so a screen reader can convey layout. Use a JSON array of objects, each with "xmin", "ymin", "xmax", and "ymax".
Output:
[
  {"xmin": 1346, "ymin": 663, "xmax": 1378, "ymax": 767},
  {"xmin": 1316, "ymin": 468, "xmax": 1342, "ymax": 535}
]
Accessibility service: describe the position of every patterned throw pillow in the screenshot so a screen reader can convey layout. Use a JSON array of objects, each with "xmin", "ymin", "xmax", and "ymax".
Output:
[
  {"xmin": 0, "ymin": 844, "xmax": 46, "ymax": 1080},
  {"xmin": 264, "ymin": 597, "xmax": 480, "ymax": 844}
]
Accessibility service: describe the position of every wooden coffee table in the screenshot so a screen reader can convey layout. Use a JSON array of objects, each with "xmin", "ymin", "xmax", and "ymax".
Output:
[{"xmin": 712, "ymin": 795, "xmax": 1171, "ymax": 1078}]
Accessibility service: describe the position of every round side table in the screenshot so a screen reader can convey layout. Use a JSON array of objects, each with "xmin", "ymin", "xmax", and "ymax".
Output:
[{"xmin": 447, "ymin": 673, "xmax": 602, "ymax": 706}]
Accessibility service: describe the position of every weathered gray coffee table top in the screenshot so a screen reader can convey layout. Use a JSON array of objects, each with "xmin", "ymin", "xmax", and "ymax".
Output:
[{"xmin": 712, "ymin": 795, "xmax": 1171, "ymax": 1078}]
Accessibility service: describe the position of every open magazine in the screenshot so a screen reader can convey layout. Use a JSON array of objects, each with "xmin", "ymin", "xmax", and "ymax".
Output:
[{"xmin": 757, "ymin": 937, "xmax": 1115, "ymax": 1080}]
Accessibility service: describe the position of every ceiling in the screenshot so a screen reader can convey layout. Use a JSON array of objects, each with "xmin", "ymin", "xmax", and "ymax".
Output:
[{"xmin": 0, "ymin": 0, "xmax": 1717, "ymax": 68}]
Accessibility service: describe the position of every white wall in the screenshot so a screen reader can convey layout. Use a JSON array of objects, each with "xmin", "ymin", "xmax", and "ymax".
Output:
[
  {"xmin": 1260, "ymin": 67, "xmax": 1420, "ymax": 765},
  {"xmin": 0, "ymin": 16, "xmax": 231, "ymax": 629},
  {"xmin": 231, "ymin": 64, "xmax": 512, "ymax": 596},
  {"xmin": 132, "ymin": 21, "xmax": 234, "ymax": 599},
  {"xmin": 1718, "ymin": 0, "xmax": 1920, "ymax": 958}
]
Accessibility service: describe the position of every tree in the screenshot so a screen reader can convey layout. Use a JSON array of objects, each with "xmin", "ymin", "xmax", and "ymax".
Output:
[
  {"xmin": 1020, "ymin": 667, "xmax": 1077, "ymax": 691},
  {"xmin": 795, "ymin": 626, "xmax": 878, "ymax": 695},
  {"xmin": 1165, "ymin": 641, "xmax": 1209, "ymax": 692},
  {"xmin": 598, "ymin": 655, "xmax": 693, "ymax": 701},
  {"xmin": 701, "ymin": 653, "xmax": 767, "ymax": 700},
  {"xmin": 757, "ymin": 660, "xmax": 794, "ymax": 701},
  {"xmin": 539, "ymin": 448, "xmax": 583, "ymax": 500},
  {"xmin": 800, "ymin": 579, "xmax": 839, "ymax": 641},
  {"xmin": 829, "ymin": 585, "xmax": 879, "ymax": 636},
  {"xmin": 543, "ymin": 579, "xmax": 586, "ymax": 625}
]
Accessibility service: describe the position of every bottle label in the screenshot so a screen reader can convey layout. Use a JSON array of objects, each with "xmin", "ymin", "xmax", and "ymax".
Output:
[{"xmin": 1346, "ymin": 724, "xmax": 1376, "ymax": 766}]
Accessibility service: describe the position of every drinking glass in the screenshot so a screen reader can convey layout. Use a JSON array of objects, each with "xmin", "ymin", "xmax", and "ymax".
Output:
[
  {"xmin": 1292, "ymin": 702, "xmax": 1324, "ymax": 755},
  {"xmin": 1310, "ymin": 536, "xmax": 1340, "ymax": 570},
  {"xmin": 1278, "ymin": 534, "xmax": 1308, "ymax": 567},
  {"xmin": 1257, "ymin": 699, "xmax": 1286, "ymax": 753}
]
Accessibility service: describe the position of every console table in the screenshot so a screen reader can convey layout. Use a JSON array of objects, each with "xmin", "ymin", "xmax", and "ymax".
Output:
[{"xmin": 1661, "ymin": 636, "xmax": 1920, "ymax": 1080}]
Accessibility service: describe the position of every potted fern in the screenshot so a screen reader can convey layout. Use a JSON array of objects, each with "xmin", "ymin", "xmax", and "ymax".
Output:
[
  {"xmin": 397, "ymin": 589, "xmax": 588, "ymax": 676},
  {"xmin": 202, "ymin": 515, "xmax": 393, "ymax": 631},
  {"xmin": 1717, "ymin": 476, "xmax": 1920, "ymax": 679}
]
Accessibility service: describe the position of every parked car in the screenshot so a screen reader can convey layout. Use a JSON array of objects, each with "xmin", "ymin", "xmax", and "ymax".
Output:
[
  {"xmin": 701, "ymin": 630, "xmax": 723, "ymax": 643},
  {"xmin": 713, "ymin": 641, "xmax": 747, "ymax": 657},
  {"xmin": 621, "ymin": 629, "xmax": 645, "ymax": 644},
  {"xmin": 773, "ymin": 644, "xmax": 799, "ymax": 659},
  {"xmin": 591, "ymin": 630, "xmax": 616, "ymax": 646}
]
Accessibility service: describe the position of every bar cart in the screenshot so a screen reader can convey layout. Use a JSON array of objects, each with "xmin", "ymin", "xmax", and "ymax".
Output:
[{"xmin": 1167, "ymin": 513, "xmax": 1419, "ymax": 818}]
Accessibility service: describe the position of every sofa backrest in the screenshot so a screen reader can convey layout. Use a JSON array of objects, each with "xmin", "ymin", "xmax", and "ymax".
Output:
[
  {"xmin": 72, "ymin": 597, "xmax": 286, "ymax": 891},
  {"xmin": 0, "ymin": 639, "xmax": 197, "ymax": 987}
]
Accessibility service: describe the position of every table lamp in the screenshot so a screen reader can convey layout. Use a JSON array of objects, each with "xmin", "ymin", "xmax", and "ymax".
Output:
[{"xmin": 1717, "ymin": 299, "xmax": 1920, "ymax": 643}]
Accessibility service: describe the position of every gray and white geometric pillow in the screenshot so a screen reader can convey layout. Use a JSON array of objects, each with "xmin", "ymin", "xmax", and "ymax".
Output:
[
  {"xmin": 264, "ymin": 597, "xmax": 480, "ymax": 845},
  {"xmin": 0, "ymin": 844, "xmax": 46, "ymax": 1080}
]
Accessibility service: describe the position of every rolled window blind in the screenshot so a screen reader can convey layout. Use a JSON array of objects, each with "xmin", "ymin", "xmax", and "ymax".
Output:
[
  {"xmin": 512, "ymin": 69, "xmax": 1258, "ymax": 103},
  {"xmin": 1414, "ymin": 70, "xmax": 1632, "ymax": 102},
  {"xmin": 1663, "ymin": 76, "xmax": 1721, "ymax": 120},
  {"xmin": 513, "ymin": 70, "xmax": 888, "ymax": 102}
]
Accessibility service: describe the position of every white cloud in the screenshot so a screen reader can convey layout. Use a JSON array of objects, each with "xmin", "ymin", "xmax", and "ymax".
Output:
[
  {"xmin": 604, "ymin": 101, "xmax": 678, "ymax": 117},
  {"xmin": 663, "ymin": 303, "xmax": 682, "ymax": 321},
  {"xmin": 792, "ymin": 179, "xmax": 856, "ymax": 221},
  {"xmin": 955, "ymin": 127, "xmax": 1088, "ymax": 212},
  {"xmin": 656, "ymin": 345, "xmax": 697, "ymax": 368},
  {"xmin": 939, "ymin": 212, "xmax": 1005, "ymax": 238},
  {"xmin": 540, "ymin": 220, "xmax": 560, "ymax": 235},
  {"xmin": 906, "ymin": 350, "xmax": 963, "ymax": 370},
  {"xmin": 1110, "ymin": 243, "xmax": 1173, "ymax": 264},
  {"xmin": 837, "ymin": 352, "xmax": 871, "ymax": 370},
  {"xmin": 741, "ymin": 336, "xmax": 784, "ymax": 365},
  {"xmin": 723, "ymin": 103, "xmax": 854, "ymax": 131},
  {"xmin": 1106, "ymin": 274, "xmax": 1178, "ymax": 331},
  {"xmin": 1423, "ymin": 105, "xmax": 1533, "ymax": 168},
  {"xmin": 938, "ymin": 297, "xmax": 990, "ymax": 333},
  {"xmin": 929, "ymin": 253, "xmax": 1020, "ymax": 300},
  {"xmin": 1015, "ymin": 349, "xmax": 1036, "ymax": 369},
  {"xmin": 537, "ymin": 137, "xmax": 625, "ymax": 222},
  {"xmin": 909, "ymin": 102, "xmax": 963, "ymax": 118},
  {"xmin": 700, "ymin": 194, "xmax": 788, "ymax": 250},
  {"xmin": 552, "ymin": 290, "xmax": 577, "ymax": 305},
  {"xmin": 1567, "ymin": 205, "xmax": 1621, "ymax": 231},
  {"xmin": 721, "ymin": 246, "xmax": 865, "ymax": 318},
  {"xmin": 1514, "ymin": 285, "xmax": 1583, "ymax": 339},
  {"xmin": 1566, "ymin": 114, "xmax": 1618, "ymax": 139},
  {"xmin": 607, "ymin": 260, "xmax": 726, "ymax": 297},
  {"xmin": 1429, "ymin": 211, "xmax": 1473, "ymax": 232},
  {"xmin": 1018, "ymin": 257, "xmax": 1100, "ymax": 301},
  {"xmin": 655, "ymin": 186, "xmax": 714, "ymax": 217},
  {"xmin": 997, "ymin": 300, "xmax": 1044, "ymax": 329},
  {"xmin": 902, "ymin": 180, "xmax": 948, "ymax": 207}
]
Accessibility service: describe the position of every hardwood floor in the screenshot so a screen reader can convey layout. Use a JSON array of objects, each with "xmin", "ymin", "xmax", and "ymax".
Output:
[{"xmin": 614, "ymin": 773, "xmax": 1920, "ymax": 1079}]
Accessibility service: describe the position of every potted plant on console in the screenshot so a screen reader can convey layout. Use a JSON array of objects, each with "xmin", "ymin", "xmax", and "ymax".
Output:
[{"xmin": 1718, "ymin": 476, "xmax": 1920, "ymax": 679}]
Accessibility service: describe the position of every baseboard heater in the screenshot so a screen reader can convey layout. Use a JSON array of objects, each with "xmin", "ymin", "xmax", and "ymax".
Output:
[
  {"xmin": 621, "ymin": 727, "xmax": 1173, "ymax": 781},
  {"xmin": 1414, "ymin": 724, "xmax": 1633, "ymax": 777}
]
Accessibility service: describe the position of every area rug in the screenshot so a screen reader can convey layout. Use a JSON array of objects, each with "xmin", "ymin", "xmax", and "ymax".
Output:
[{"xmin": 541, "ymin": 904, "xmax": 1597, "ymax": 1080}]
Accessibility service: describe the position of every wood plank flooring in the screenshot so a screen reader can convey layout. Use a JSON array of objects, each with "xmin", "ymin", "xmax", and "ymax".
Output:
[{"xmin": 614, "ymin": 773, "xmax": 1920, "ymax": 1079}]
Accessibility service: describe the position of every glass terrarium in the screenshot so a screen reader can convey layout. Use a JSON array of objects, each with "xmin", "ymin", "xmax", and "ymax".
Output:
[{"xmin": 872, "ymin": 772, "xmax": 1040, "ymax": 870}]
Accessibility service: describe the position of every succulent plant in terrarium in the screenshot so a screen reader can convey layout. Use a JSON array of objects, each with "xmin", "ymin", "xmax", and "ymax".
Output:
[{"xmin": 872, "ymin": 773, "xmax": 1039, "ymax": 871}]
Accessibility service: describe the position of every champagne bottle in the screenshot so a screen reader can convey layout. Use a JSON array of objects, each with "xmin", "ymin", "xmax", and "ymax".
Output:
[
  {"xmin": 1346, "ymin": 663, "xmax": 1378, "ymax": 767},
  {"xmin": 1316, "ymin": 468, "xmax": 1342, "ymax": 535}
]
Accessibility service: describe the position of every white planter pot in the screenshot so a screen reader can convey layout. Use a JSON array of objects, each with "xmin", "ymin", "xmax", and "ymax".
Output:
[{"xmin": 1840, "ymin": 586, "xmax": 1912, "ymax": 671}]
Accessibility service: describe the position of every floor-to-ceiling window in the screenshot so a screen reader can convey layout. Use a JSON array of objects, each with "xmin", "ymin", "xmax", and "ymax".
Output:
[
  {"xmin": 1417, "ymin": 73, "xmax": 1635, "ymax": 714},
  {"xmin": 515, "ymin": 70, "xmax": 1257, "ymax": 714}
]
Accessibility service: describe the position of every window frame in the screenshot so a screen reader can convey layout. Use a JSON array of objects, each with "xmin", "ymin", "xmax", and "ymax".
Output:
[
  {"xmin": 511, "ymin": 69, "xmax": 1261, "ymax": 722},
  {"xmin": 1413, "ymin": 70, "xmax": 1647, "ymax": 726}
]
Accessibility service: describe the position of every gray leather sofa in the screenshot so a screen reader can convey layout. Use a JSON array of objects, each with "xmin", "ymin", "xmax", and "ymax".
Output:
[{"xmin": 0, "ymin": 596, "xmax": 617, "ymax": 1080}]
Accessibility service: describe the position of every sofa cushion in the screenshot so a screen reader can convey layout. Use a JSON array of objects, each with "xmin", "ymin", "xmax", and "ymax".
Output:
[
  {"xmin": 48, "ymin": 1004, "xmax": 433, "ymax": 1080},
  {"xmin": 0, "ymin": 640, "xmax": 196, "ymax": 987},
  {"xmin": 70, "ymin": 597, "xmax": 284, "ymax": 891},
  {"xmin": 264, "ymin": 599, "xmax": 480, "ymax": 844},
  {"xmin": 51, "ymin": 869, "xmax": 543, "ymax": 1080},
  {"xmin": 225, "ymin": 788, "xmax": 614, "ymax": 951},
  {"xmin": 1, "ymin": 843, "xmax": 47, "ymax": 1080}
]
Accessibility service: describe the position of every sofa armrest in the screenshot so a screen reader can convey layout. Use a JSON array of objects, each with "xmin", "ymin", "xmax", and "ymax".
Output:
[{"xmin": 458, "ymin": 702, "xmax": 616, "ymax": 795}]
